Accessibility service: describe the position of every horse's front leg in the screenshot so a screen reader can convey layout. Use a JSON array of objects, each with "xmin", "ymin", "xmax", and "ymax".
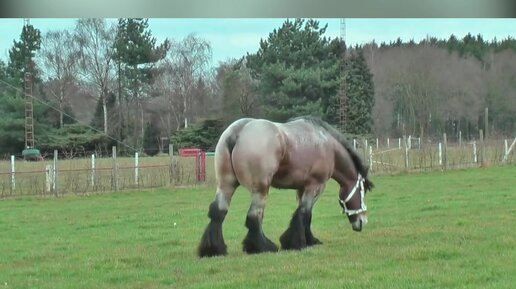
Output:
[
  {"xmin": 280, "ymin": 185, "xmax": 323, "ymax": 250},
  {"xmin": 242, "ymin": 188, "xmax": 279, "ymax": 254}
]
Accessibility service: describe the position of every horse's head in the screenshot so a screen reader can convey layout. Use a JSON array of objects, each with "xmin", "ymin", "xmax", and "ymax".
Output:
[{"xmin": 338, "ymin": 173, "xmax": 368, "ymax": 232}]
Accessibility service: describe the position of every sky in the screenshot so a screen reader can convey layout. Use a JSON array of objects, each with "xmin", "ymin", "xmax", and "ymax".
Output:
[{"xmin": 1, "ymin": 18, "xmax": 516, "ymax": 66}]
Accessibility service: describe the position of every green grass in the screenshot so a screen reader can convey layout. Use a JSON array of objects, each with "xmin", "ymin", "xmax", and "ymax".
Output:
[{"xmin": 0, "ymin": 165, "xmax": 515, "ymax": 289}]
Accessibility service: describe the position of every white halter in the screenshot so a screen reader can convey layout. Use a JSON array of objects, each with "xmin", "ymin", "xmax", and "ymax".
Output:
[{"xmin": 339, "ymin": 173, "xmax": 367, "ymax": 216}]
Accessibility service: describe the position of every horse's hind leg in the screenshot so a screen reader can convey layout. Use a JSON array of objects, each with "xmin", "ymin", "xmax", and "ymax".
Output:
[
  {"xmin": 198, "ymin": 184, "xmax": 236, "ymax": 258},
  {"xmin": 280, "ymin": 186, "xmax": 323, "ymax": 250},
  {"xmin": 242, "ymin": 188, "xmax": 279, "ymax": 254}
]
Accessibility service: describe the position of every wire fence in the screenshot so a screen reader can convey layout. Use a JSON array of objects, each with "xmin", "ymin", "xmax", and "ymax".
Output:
[
  {"xmin": 1, "ymin": 135, "xmax": 515, "ymax": 198},
  {"xmin": 0, "ymin": 148, "xmax": 215, "ymax": 198},
  {"xmin": 356, "ymin": 134, "xmax": 516, "ymax": 175}
]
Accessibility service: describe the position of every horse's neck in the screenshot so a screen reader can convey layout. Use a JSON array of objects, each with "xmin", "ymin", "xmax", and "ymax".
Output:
[{"xmin": 332, "ymin": 144, "xmax": 358, "ymax": 188}]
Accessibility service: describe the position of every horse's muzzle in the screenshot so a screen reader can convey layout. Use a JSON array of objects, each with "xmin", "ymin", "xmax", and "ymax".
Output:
[{"xmin": 351, "ymin": 214, "xmax": 367, "ymax": 232}]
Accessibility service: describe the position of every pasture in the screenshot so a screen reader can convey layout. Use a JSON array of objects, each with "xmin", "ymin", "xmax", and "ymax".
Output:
[{"xmin": 0, "ymin": 165, "xmax": 515, "ymax": 289}]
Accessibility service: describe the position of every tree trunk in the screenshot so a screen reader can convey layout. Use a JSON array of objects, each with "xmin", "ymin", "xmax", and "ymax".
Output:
[
  {"xmin": 102, "ymin": 91, "xmax": 108, "ymax": 135},
  {"xmin": 59, "ymin": 84, "xmax": 65, "ymax": 129}
]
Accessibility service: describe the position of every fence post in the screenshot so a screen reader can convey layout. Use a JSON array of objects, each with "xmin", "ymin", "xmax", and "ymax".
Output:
[
  {"xmin": 376, "ymin": 138, "xmax": 379, "ymax": 150},
  {"xmin": 387, "ymin": 138, "xmax": 390, "ymax": 149},
  {"xmin": 438, "ymin": 143, "xmax": 443, "ymax": 166},
  {"xmin": 479, "ymin": 129, "xmax": 484, "ymax": 166},
  {"xmin": 91, "ymin": 154, "xmax": 95, "ymax": 188},
  {"xmin": 10, "ymin": 155, "xmax": 15, "ymax": 194},
  {"xmin": 398, "ymin": 138, "xmax": 401, "ymax": 149},
  {"xmin": 504, "ymin": 139, "xmax": 508, "ymax": 156},
  {"xmin": 459, "ymin": 131, "xmax": 462, "ymax": 147},
  {"xmin": 443, "ymin": 133, "xmax": 448, "ymax": 170},
  {"xmin": 502, "ymin": 137, "xmax": 516, "ymax": 163},
  {"xmin": 403, "ymin": 135, "xmax": 408, "ymax": 169},
  {"xmin": 135, "ymin": 152, "xmax": 139, "ymax": 186},
  {"xmin": 53, "ymin": 150, "xmax": 58, "ymax": 196},
  {"xmin": 169, "ymin": 144, "xmax": 175, "ymax": 186},
  {"xmin": 353, "ymin": 139, "xmax": 356, "ymax": 150},
  {"xmin": 369, "ymin": 146, "xmax": 373, "ymax": 173},
  {"xmin": 46, "ymin": 165, "xmax": 52, "ymax": 193},
  {"xmin": 112, "ymin": 146, "xmax": 118, "ymax": 191},
  {"xmin": 473, "ymin": 141, "xmax": 477, "ymax": 163}
]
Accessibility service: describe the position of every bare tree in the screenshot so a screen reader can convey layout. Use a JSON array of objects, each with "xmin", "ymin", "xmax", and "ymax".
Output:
[
  {"xmin": 39, "ymin": 29, "xmax": 80, "ymax": 128},
  {"xmin": 220, "ymin": 59, "xmax": 259, "ymax": 119},
  {"xmin": 75, "ymin": 19, "xmax": 115, "ymax": 135},
  {"xmin": 367, "ymin": 45, "xmax": 486, "ymax": 139},
  {"xmin": 152, "ymin": 61, "xmax": 183, "ymax": 132},
  {"xmin": 168, "ymin": 34, "xmax": 212, "ymax": 128}
]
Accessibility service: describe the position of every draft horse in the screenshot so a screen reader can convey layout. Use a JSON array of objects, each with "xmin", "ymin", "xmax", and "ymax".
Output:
[{"xmin": 198, "ymin": 116, "xmax": 373, "ymax": 257}]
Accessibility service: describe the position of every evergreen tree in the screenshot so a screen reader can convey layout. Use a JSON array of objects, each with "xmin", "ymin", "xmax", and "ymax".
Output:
[
  {"xmin": 246, "ymin": 19, "xmax": 341, "ymax": 123},
  {"xmin": 113, "ymin": 18, "xmax": 169, "ymax": 148},
  {"xmin": 343, "ymin": 50, "xmax": 375, "ymax": 135},
  {"xmin": 114, "ymin": 18, "xmax": 169, "ymax": 101},
  {"xmin": 6, "ymin": 23, "xmax": 42, "ymax": 89}
]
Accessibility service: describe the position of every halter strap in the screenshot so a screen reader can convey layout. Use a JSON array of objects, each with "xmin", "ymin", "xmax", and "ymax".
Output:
[{"xmin": 339, "ymin": 173, "xmax": 367, "ymax": 216}]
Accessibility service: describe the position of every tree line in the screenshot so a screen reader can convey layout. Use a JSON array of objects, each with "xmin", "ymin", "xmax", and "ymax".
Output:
[{"xmin": 0, "ymin": 18, "xmax": 515, "ymax": 157}]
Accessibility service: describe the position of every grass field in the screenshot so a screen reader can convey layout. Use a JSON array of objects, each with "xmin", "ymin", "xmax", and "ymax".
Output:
[{"xmin": 0, "ymin": 165, "xmax": 515, "ymax": 289}]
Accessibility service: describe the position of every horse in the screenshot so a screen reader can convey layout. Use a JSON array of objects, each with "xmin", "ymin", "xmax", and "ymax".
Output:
[{"xmin": 198, "ymin": 116, "xmax": 373, "ymax": 257}]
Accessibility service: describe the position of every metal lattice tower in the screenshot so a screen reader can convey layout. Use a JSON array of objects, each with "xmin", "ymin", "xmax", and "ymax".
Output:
[
  {"xmin": 339, "ymin": 18, "xmax": 347, "ymax": 132},
  {"xmin": 24, "ymin": 18, "xmax": 35, "ymax": 149}
]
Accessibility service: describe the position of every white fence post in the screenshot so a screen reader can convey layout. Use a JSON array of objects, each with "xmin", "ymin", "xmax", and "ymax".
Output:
[
  {"xmin": 398, "ymin": 138, "xmax": 401, "ymax": 149},
  {"xmin": 10, "ymin": 155, "xmax": 15, "ymax": 193},
  {"xmin": 473, "ymin": 142, "xmax": 477, "ymax": 163},
  {"xmin": 376, "ymin": 138, "xmax": 379, "ymax": 150},
  {"xmin": 91, "ymin": 154, "xmax": 95, "ymax": 188},
  {"xmin": 46, "ymin": 165, "xmax": 52, "ymax": 193},
  {"xmin": 438, "ymin": 142, "xmax": 443, "ymax": 166},
  {"xmin": 387, "ymin": 138, "xmax": 390, "ymax": 149},
  {"xmin": 135, "ymin": 152, "xmax": 139, "ymax": 186},
  {"xmin": 505, "ymin": 139, "xmax": 508, "ymax": 156},
  {"xmin": 502, "ymin": 137, "xmax": 516, "ymax": 163},
  {"xmin": 403, "ymin": 136, "xmax": 409, "ymax": 169},
  {"xmin": 53, "ymin": 150, "xmax": 58, "ymax": 194},
  {"xmin": 353, "ymin": 139, "xmax": 356, "ymax": 150}
]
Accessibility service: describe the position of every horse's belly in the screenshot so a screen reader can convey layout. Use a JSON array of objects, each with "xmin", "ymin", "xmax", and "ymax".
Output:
[{"xmin": 270, "ymin": 171, "xmax": 304, "ymax": 189}]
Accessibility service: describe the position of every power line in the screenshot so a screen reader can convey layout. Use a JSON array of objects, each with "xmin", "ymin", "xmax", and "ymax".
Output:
[{"xmin": 0, "ymin": 78, "xmax": 138, "ymax": 152}]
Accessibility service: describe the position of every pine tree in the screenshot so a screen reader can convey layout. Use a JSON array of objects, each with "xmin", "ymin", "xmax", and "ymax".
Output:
[
  {"xmin": 113, "ymin": 18, "xmax": 169, "ymax": 148},
  {"xmin": 246, "ymin": 19, "xmax": 341, "ymax": 123},
  {"xmin": 344, "ymin": 49, "xmax": 375, "ymax": 135},
  {"xmin": 7, "ymin": 23, "xmax": 42, "ymax": 89}
]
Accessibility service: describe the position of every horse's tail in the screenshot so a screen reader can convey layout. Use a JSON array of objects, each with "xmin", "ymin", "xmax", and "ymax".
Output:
[{"xmin": 214, "ymin": 118, "xmax": 254, "ymax": 186}]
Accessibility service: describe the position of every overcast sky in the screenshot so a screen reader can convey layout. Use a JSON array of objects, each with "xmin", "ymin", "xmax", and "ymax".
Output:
[{"xmin": 1, "ymin": 18, "xmax": 515, "ymax": 66}]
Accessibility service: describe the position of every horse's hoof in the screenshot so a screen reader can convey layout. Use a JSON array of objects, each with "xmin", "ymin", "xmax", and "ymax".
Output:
[
  {"xmin": 198, "ymin": 243, "xmax": 228, "ymax": 258},
  {"xmin": 307, "ymin": 237, "xmax": 322, "ymax": 247},
  {"xmin": 279, "ymin": 230, "xmax": 307, "ymax": 250},
  {"xmin": 242, "ymin": 235, "xmax": 279, "ymax": 254}
]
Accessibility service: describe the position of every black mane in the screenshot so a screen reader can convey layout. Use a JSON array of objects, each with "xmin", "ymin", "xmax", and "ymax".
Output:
[{"xmin": 288, "ymin": 116, "xmax": 374, "ymax": 192}]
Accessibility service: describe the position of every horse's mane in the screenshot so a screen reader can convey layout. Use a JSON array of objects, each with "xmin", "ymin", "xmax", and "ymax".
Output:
[{"xmin": 288, "ymin": 116, "xmax": 374, "ymax": 192}]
